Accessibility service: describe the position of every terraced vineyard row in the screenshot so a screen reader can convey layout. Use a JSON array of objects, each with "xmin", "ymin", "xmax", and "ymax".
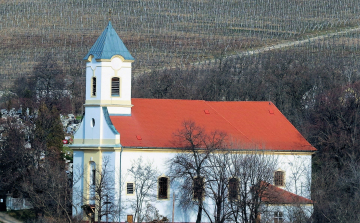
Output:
[{"xmin": 1, "ymin": 0, "xmax": 360, "ymax": 87}]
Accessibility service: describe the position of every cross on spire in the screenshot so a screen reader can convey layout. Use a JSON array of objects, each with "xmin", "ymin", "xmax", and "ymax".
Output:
[{"xmin": 108, "ymin": 9, "xmax": 112, "ymax": 21}]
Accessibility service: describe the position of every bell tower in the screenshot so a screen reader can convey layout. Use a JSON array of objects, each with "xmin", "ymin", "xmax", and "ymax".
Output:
[
  {"xmin": 72, "ymin": 20, "xmax": 134, "ymax": 221},
  {"xmin": 83, "ymin": 21, "xmax": 134, "ymax": 115},
  {"xmin": 73, "ymin": 21, "xmax": 134, "ymax": 147}
]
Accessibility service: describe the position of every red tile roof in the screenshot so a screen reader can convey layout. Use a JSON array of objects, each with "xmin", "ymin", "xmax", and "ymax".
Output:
[
  {"xmin": 260, "ymin": 182, "xmax": 313, "ymax": 204},
  {"xmin": 110, "ymin": 98, "xmax": 316, "ymax": 151}
]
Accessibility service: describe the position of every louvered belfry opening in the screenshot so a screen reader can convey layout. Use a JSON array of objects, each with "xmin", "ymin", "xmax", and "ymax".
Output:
[
  {"xmin": 92, "ymin": 77, "xmax": 96, "ymax": 96},
  {"xmin": 111, "ymin": 77, "xmax": 120, "ymax": 96}
]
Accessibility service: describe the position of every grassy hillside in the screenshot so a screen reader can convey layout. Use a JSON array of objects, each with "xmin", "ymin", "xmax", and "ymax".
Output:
[{"xmin": 1, "ymin": 0, "xmax": 360, "ymax": 88}]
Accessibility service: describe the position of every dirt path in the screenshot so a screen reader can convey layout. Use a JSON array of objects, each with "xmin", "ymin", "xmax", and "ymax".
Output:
[
  {"xmin": 150, "ymin": 26, "xmax": 360, "ymax": 73},
  {"xmin": 224, "ymin": 26, "xmax": 360, "ymax": 59},
  {"xmin": 0, "ymin": 212, "xmax": 23, "ymax": 223}
]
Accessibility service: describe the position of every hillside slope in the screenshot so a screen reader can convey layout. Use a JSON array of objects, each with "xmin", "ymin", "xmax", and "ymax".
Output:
[{"xmin": 1, "ymin": 0, "xmax": 360, "ymax": 88}]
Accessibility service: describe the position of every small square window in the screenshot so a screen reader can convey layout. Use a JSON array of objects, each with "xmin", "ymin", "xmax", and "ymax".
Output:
[
  {"xmin": 274, "ymin": 211, "xmax": 283, "ymax": 223},
  {"xmin": 127, "ymin": 183, "xmax": 134, "ymax": 195}
]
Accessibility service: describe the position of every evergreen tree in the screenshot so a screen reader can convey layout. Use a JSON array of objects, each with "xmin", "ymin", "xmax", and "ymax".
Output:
[{"xmin": 34, "ymin": 103, "xmax": 64, "ymax": 152}]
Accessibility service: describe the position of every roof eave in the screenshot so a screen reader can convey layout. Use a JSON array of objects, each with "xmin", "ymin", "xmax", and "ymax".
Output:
[{"xmin": 120, "ymin": 146, "xmax": 316, "ymax": 153}]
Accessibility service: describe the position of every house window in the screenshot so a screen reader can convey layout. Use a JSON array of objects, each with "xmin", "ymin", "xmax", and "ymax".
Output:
[
  {"xmin": 127, "ymin": 183, "xmax": 134, "ymax": 195},
  {"xmin": 92, "ymin": 77, "xmax": 96, "ymax": 96},
  {"xmin": 158, "ymin": 177, "xmax": 168, "ymax": 199},
  {"xmin": 228, "ymin": 177, "xmax": 239, "ymax": 200},
  {"xmin": 193, "ymin": 177, "xmax": 204, "ymax": 200},
  {"xmin": 111, "ymin": 77, "xmax": 120, "ymax": 96},
  {"xmin": 274, "ymin": 211, "xmax": 283, "ymax": 223},
  {"xmin": 274, "ymin": 171, "xmax": 285, "ymax": 187}
]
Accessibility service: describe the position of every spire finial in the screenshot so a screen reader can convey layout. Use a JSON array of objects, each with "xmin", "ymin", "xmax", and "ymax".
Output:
[{"xmin": 108, "ymin": 9, "xmax": 112, "ymax": 21}]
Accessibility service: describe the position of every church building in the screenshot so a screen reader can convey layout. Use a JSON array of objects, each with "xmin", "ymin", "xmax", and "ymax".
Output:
[{"xmin": 71, "ymin": 21, "xmax": 316, "ymax": 223}]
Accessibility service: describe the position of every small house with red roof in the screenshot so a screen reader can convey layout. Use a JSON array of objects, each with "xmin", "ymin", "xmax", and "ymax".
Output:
[{"xmin": 71, "ymin": 22, "xmax": 315, "ymax": 223}]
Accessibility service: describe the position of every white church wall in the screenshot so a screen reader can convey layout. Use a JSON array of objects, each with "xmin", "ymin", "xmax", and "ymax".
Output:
[
  {"xmin": 72, "ymin": 149, "xmax": 312, "ymax": 222},
  {"xmin": 117, "ymin": 151, "xmax": 312, "ymax": 222},
  {"xmin": 72, "ymin": 150, "xmax": 84, "ymax": 217},
  {"xmin": 107, "ymin": 107, "xmax": 131, "ymax": 116},
  {"xmin": 276, "ymin": 154, "xmax": 312, "ymax": 199},
  {"xmin": 73, "ymin": 107, "xmax": 119, "ymax": 145},
  {"xmin": 83, "ymin": 107, "xmax": 101, "ymax": 142},
  {"xmin": 120, "ymin": 151, "xmax": 195, "ymax": 223}
]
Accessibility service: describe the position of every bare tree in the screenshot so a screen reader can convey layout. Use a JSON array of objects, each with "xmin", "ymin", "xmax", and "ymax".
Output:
[
  {"xmin": 200, "ymin": 149, "xmax": 233, "ymax": 223},
  {"xmin": 127, "ymin": 156, "xmax": 159, "ymax": 223},
  {"xmin": 227, "ymin": 150, "xmax": 278, "ymax": 223},
  {"xmin": 142, "ymin": 203, "xmax": 169, "ymax": 223},
  {"xmin": 169, "ymin": 121, "xmax": 281, "ymax": 223},
  {"xmin": 169, "ymin": 120, "xmax": 227, "ymax": 223},
  {"xmin": 21, "ymin": 146, "xmax": 73, "ymax": 223},
  {"xmin": 284, "ymin": 204, "xmax": 313, "ymax": 223},
  {"xmin": 82, "ymin": 156, "xmax": 118, "ymax": 223}
]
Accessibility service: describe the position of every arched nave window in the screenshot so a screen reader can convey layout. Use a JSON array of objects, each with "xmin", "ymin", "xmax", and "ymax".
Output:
[
  {"xmin": 158, "ymin": 177, "xmax": 169, "ymax": 199},
  {"xmin": 228, "ymin": 177, "xmax": 239, "ymax": 200}
]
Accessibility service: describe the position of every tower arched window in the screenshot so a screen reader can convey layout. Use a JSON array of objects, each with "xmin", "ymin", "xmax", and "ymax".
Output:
[
  {"xmin": 92, "ymin": 77, "xmax": 96, "ymax": 96},
  {"xmin": 111, "ymin": 77, "xmax": 120, "ymax": 96}
]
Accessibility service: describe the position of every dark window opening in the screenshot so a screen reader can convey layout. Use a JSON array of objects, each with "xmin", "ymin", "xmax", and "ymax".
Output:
[
  {"xmin": 228, "ymin": 178, "xmax": 239, "ymax": 200},
  {"xmin": 193, "ymin": 177, "xmax": 204, "ymax": 200},
  {"xmin": 92, "ymin": 169, "xmax": 96, "ymax": 185},
  {"xmin": 111, "ymin": 77, "xmax": 120, "ymax": 96},
  {"xmin": 92, "ymin": 77, "xmax": 96, "ymax": 96},
  {"xmin": 158, "ymin": 177, "xmax": 168, "ymax": 199},
  {"xmin": 127, "ymin": 183, "xmax": 134, "ymax": 194}
]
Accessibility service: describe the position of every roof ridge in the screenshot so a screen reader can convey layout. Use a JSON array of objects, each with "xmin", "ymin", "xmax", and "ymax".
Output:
[
  {"xmin": 263, "ymin": 182, "xmax": 313, "ymax": 204},
  {"xmin": 205, "ymin": 101, "xmax": 252, "ymax": 143}
]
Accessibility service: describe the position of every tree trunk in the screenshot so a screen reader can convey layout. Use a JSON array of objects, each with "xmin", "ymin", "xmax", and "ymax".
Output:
[{"xmin": 196, "ymin": 202, "xmax": 202, "ymax": 223}]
